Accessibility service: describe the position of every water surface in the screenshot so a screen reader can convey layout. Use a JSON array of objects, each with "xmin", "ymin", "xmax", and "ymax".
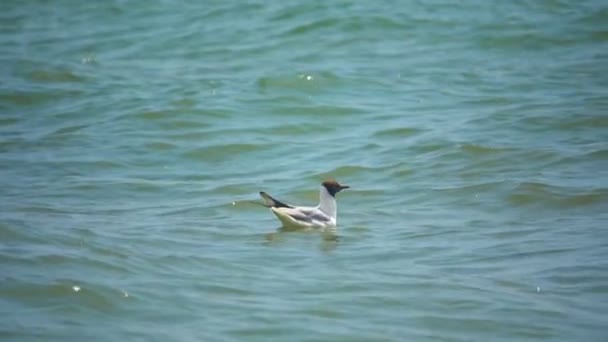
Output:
[{"xmin": 1, "ymin": 1, "xmax": 607, "ymax": 341}]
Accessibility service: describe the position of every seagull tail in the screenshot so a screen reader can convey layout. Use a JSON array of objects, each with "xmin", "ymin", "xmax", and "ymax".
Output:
[{"xmin": 259, "ymin": 192, "xmax": 293, "ymax": 208}]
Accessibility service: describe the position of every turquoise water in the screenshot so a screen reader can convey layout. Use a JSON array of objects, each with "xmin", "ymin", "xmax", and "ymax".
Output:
[{"xmin": 1, "ymin": 1, "xmax": 607, "ymax": 340}]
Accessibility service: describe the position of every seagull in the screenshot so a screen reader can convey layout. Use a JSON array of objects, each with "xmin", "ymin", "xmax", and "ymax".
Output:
[{"xmin": 259, "ymin": 180, "xmax": 350, "ymax": 229}]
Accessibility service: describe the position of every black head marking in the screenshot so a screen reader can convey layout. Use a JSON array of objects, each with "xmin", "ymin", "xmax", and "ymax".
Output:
[{"xmin": 322, "ymin": 180, "xmax": 350, "ymax": 197}]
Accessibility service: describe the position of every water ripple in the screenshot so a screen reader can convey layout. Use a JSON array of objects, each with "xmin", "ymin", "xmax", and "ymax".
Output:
[{"xmin": 1, "ymin": 0, "xmax": 606, "ymax": 341}]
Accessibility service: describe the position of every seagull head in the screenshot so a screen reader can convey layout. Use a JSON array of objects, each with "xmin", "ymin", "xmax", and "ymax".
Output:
[{"xmin": 322, "ymin": 179, "xmax": 350, "ymax": 197}]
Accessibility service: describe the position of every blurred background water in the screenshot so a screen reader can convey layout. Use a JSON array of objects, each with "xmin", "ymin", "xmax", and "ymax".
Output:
[{"xmin": 1, "ymin": 0, "xmax": 607, "ymax": 341}]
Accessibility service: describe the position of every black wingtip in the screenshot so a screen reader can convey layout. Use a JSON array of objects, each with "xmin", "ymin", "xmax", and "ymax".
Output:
[{"xmin": 259, "ymin": 191, "xmax": 293, "ymax": 208}]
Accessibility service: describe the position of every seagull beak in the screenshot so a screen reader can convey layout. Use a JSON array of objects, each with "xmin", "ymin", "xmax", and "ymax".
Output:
[{"xmin": 340, "ymin": 184, "xmax": 350, "ymax": 190}]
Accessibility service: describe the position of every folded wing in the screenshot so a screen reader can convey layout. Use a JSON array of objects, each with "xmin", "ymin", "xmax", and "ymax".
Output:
[{"xmin": 279, "ymin": 207, "xmax": 331, "ymax": 224}]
